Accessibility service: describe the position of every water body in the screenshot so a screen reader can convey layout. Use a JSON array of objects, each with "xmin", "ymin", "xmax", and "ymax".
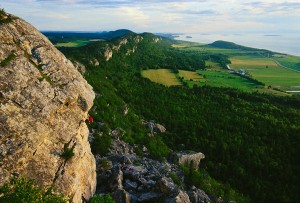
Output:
[{"xmin": 176, "ymin": 33, "xmax": 300, "ymax": 57}]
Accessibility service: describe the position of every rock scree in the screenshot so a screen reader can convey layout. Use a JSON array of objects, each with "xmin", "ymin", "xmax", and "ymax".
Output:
[{"xmin": 0, "ymin": 12, "xmax": 96, "ymax": 202}]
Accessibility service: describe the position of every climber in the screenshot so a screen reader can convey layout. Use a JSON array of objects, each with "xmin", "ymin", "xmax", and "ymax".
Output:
[{"xmin": 87, "ymin": 114, "xmax": 94, "ymax": 123}]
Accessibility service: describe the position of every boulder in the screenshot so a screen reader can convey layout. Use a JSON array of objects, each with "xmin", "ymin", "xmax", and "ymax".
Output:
[
  {"xmin": 147, "ymin": 120, "xmax": 166, "ymax": 134},
  {"xmin": 156, "ymin": 177, "xmax": 178, "ymax": 195},
  {"xmin": 125, "ymin": 179, "xmax": 138, "ymax": 191},
  {"xmin": 138, "ymin": 192, "xmax": 162, "ymax": 202},
  {"xmin": 112, "ymin": 189, "xmax": 131, "ymax": 203},
  {"xmin": 187, "ymin": 186, "xmax": 211, "ymax": 203},
  {"xmin": 170, "ymin": 151, "xmax": 205, "ymax": 170},
  {"xmin": 110, "ymin": 165, "xmax": 124, "ymax": 190},
  {"xmin": 154, "ymin": 123, "xmax": 166, "ymax": 133},
  {"xmin": 110, "ymin": 128, "xmax": 126, "ymax": 139},
  {"xmin": 109, "ymin": 139, "xmax": 133, "ymax": 155},
  {"xmin": 123, "ymin": 165, "xmax": 148, "ymax": 181},
  {"xmin": 165, "ymin": 190, "xmax": 190, "ymax": 203}
]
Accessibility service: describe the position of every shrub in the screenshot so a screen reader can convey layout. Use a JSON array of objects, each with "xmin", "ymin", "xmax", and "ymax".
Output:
[
  {"xmin": 89, "ymin": 194, "xmax": 115, "ymax": 203},
  {"xmin": 181, "ymin": 165, "xmax": 250, "ymax": 203},
  {"xmin": 169, "ymin": 173, "xmax": 182, "ymax": 186},
  {"xmin": 0, "ymin": 52, "xmax": 15, "ymax": 67},
  {"xmin": 0, "ymin": 8, "xmax": 14, "ymax": 25},
  {"xmin": 91, "ymin": 133, "xmax": 112, "ymax": 155},
  {"xmin": 147, "ymin": 136, "xmax": 170, "ymax": 160},
  {"xmin": 60, "ymin": 142, "xmax": 75, "ymax": 160},
  {"xmin": 0, "ymin": 177, "xmax": 68, "ymax": 203}
]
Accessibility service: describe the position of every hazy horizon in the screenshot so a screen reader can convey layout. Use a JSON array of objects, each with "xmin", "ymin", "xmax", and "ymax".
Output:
[{"xmin": 1, "ymin": 0, "xmax": 300, "ymax": 35}]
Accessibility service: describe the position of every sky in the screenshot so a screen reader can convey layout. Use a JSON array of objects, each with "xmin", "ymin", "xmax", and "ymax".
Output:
[{"xmin": 1, "ymin": 0, "xmax": 300, "ymax": 34}]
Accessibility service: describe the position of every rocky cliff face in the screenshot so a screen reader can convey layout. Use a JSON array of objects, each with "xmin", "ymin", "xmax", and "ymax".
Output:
[{"xmin": 0, "ymin": 12, "xmax": 96, "ymax": 202}]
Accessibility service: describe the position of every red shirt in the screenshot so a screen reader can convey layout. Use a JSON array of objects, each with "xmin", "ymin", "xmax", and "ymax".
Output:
[{"xmin": 88, "ymin": 115, "xmax": 93, "ymax": 123}]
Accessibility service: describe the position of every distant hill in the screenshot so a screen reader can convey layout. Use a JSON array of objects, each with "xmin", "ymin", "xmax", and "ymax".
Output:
[
  {"xmin": 209, "ymin": 40, "xmax": 269, "ymax": 52},
  {"xmin": 42, "ymin": 29, "xmax": 134, "ymax": 44},
  {"xmin": 99, "ymin": 29, "xmax": 134, "ymax": 39}
]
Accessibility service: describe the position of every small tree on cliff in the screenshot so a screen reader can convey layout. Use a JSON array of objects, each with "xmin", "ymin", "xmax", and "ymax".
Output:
[{"xmin": 0, "ymin": 177, "xmax": 69, "ymax": 203}]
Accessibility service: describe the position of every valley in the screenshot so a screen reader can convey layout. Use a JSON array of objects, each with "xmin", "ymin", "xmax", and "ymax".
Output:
[{"xmin": 50, "ymin": 30, "xmax": 300, "ymax": 203}]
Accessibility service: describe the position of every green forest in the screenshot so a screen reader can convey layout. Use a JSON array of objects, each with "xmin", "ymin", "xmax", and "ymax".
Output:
[{"xmin": 54, "ymin": 32, "xmax": 300, "ymax": 203}]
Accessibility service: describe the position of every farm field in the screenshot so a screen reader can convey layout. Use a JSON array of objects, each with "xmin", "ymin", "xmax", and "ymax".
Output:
[
  {"xmin": 196, "ymin": 70, "xmax": 260, "ymax": 91},
  {"xmin": 141, "ymin": 68, "xmax": 262, "ymax": 92},
  {"xmin": 178, "ymin": 70, "xmax": 205, "ymax": 82},
  {"xmin": 55, "ymin": 40, "xmax": 90, "ymax": 47},
  {"xmin": 141, "ymin": 69, "xmax": 181, "ymax": 87},
  {"xmin": 173, "ymin": 41, "xmax": 300, "ymax": 91},
  {"xmin": 230, "ymin": 56, "xmax": 300, "ymax": 91},
  {"xmin": 177, "ymin": 44, "xmax": 258, "ymax": 56},
  {"xmin": 273, "ymin": 55, "xmax": 300, "ymax": 72}
]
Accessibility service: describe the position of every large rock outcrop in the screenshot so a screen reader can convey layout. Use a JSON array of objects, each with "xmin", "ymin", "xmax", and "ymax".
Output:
[
  {"xmin": 0, "ymin": 12, "xmax": 96, "ymax": 202},
  {"xmin": 94, "ymin": 138, "xmax": 211, "ymax": 203}
]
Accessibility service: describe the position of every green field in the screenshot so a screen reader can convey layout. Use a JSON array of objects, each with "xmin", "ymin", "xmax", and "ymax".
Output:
[
  {"xmin": 177, "ymin": 44, "xmax": 258, "ymax": 56},
  {"xmin": 230, "ymin": 56, "xmax": 300, "ymax": 91},
  {"xmin": 197, "ymin": 70, "xmax": 261, "ymax": 91},
  {"xmin": 172, "ymin": 42, "xmax": 300, "ymax": 92},
  {"xmin": 141, "ymin": 69, "xmax": 181, "ymax": 86},
  {"xmin": 141, "ymin": 68, "xmax": 263, "ymax": 92},
  {"xmin": 178, "ymin": 70, "xmax": 205, "ymax": 82},
  {"xmin": 273, "ymin": 55, "xmax": 300, "ymax": 72},
  {"xmin": 55, "ymin": 40, "xmax": 90, "ymax": 47}
]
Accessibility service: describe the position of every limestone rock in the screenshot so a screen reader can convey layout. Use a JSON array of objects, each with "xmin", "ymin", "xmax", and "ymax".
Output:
[
  {"xmin": 73, "ymin": 60, "xmax": 86, "ymax": 74},
  {"xmin": 170, "ymin": 151, "xmax": 205, "ymax": 170},
  {"xmin": 0, "ymin": 13, "xmax": 96, "ymax": 202},
  {"xmin": 138, "ymin": 192, "xmax": 162, "ymax": 202},
  {"xmin": 147, "ymin": 120, "xmax": 166, "ymax": 135},
  {"xmin": 111, "ymin": 189, "xmax": 131, "ymax": 203},
  {"xmin": 187, "ymin": 186, "xmax": 211, "ymax": 203},
  {"xmin": 156, "ymin": 177, "xmax": 178, "ymax": 195},
  {"xmin": 104, "ymin": 48, "xmax": 113, "ymax": 61},
  {"xmin": 154, "ymin": 123, "xmax": 167, "ymax": 133},
  {"xmin": 165, "ymin": 190, "xmax": 190, "ymax": 203}
]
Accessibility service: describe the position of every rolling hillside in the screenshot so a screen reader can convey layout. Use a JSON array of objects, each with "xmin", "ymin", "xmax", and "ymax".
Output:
[{"xmin": 45, "ymin": 31, "xmax": 300, "ymax": 202}]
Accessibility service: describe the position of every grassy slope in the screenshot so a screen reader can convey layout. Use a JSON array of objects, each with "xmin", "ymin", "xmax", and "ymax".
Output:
[
  {"xmin": 178, "ymin": 70, "xmax": 205, "ymax": 81},
  {"xmin": 274, "ymin": 55, "xmax": 300, "ymax": 72},
  {"xmin": 141, "ymin": 69, "xmax": 182, "ymax": 86},
  {"xmin": 55, "ymin": 40, "xmax": 90, "ymax": 47}
]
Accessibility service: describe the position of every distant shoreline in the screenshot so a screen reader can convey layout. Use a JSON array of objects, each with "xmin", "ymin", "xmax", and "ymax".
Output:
[{"xmin": 174, "ymin": 33, "xmax": 300, "ymax": 57}]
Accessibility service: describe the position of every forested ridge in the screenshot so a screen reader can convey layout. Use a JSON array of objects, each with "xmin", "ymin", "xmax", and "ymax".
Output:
[{"xmin": 56, "ymin": 33, "xmax": 300, "ymax": 202}]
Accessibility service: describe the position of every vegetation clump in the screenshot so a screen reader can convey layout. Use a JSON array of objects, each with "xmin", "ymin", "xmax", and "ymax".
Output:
[
  {"xmin": 147, "ymin": 136, "xmax": 170, "ymax": 160},
  {"xmin": 91, "ymin": 133, "xmax": 112, "ymax": 155},
  {"xmin": 0, "ymin": 9, "xmax": 15, "ymax": 25},
  {"xmin": 182, "ymin": 164, "xmax": 249, "ymax": 203},
  {"xmin": 169, "ymin": 173, "xmax": 182, "ymax": 187},
  {"xmin": 0, "ymin": 177, "xmax": 68, "ymax": 203},
  {"xmin": 0, "ymin": 52, "xmax": 15, "ymax": 67},
  {"xmin": 60, "ymin": 142, "xmax": 76, "ymax": 160},
  {"xmin": 89, "ymin": 194, "xmax": 115, "ymax": 203}
]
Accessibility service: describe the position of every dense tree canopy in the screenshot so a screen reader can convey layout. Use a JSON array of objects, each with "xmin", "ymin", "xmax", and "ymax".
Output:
[{"xmin": 58, "ymin": 34, "xmax": 300, "ymax": 202}]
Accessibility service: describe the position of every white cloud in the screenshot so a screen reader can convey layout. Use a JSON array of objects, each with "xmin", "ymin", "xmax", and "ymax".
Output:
[{"xmin": 1, "ymin": 0, "xmax": 299, "ymax": 34}]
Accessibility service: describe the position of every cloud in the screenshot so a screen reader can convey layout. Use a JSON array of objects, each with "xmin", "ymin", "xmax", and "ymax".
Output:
[{"xmin": 1, "ymin": 0, "xmax": 299, "ymax": 34}]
